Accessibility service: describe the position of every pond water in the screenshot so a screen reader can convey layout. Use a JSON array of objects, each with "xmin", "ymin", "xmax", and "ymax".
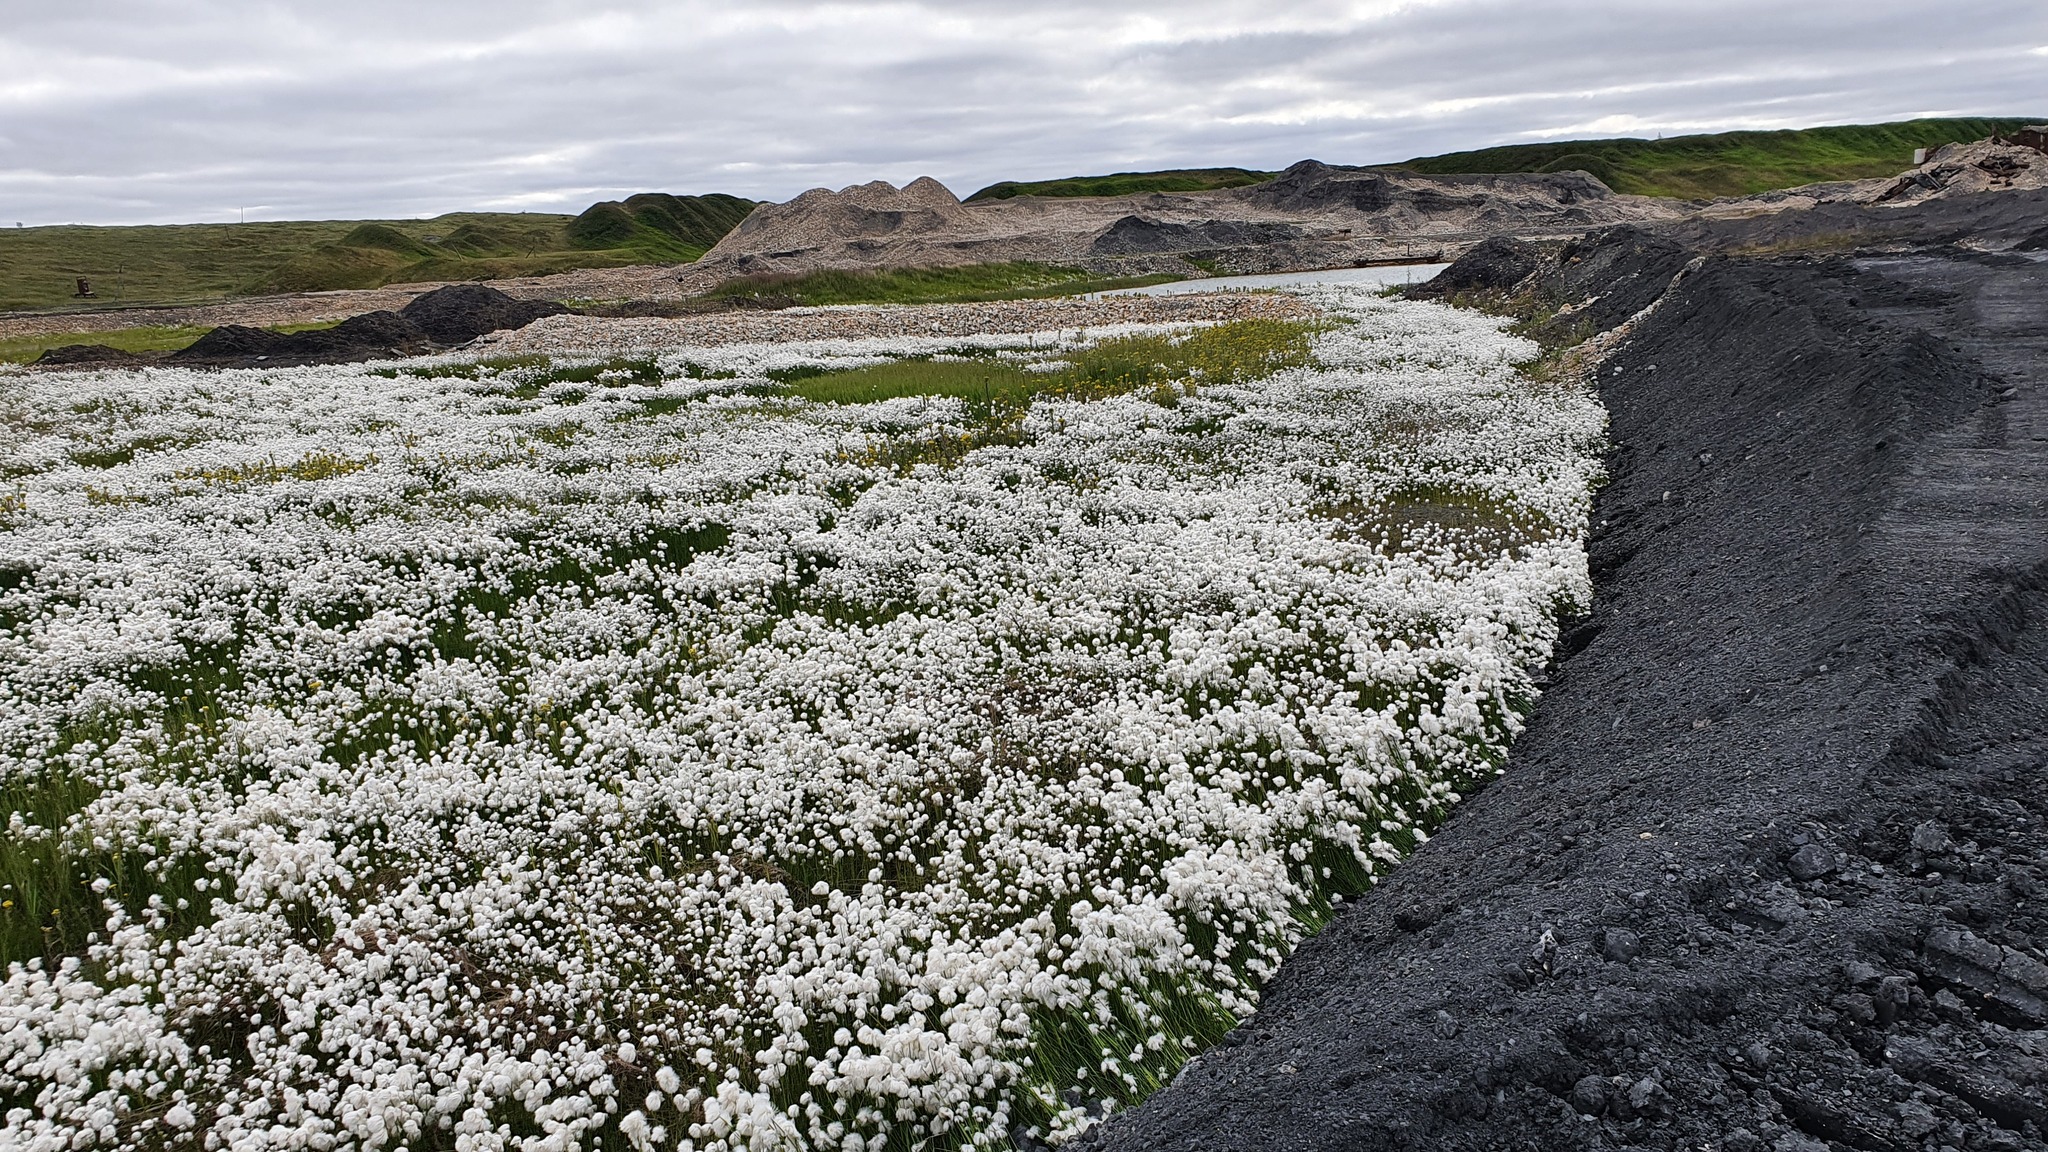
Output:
[{"xmin": 1098, "ymin": 262, "xmax": 1451, "ymax": 297}]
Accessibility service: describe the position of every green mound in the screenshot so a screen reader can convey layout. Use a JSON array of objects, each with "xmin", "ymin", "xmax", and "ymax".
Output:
[
  {"xmin": 965, "ymin": 167, "xmax": 1279, "ymax": 202},
  {"xmin": 567, "ymin": 193, "xmax": 756, "ymax": 259},
  {"xmin": 253, "ymin": 244, "xmax": 422, "ymax": 294},
  {"xmin": 700, "ymin": 262, "xmax": 1183, "ymax": 307},
  {"xmin": 1398, "ymin": 118, "xmax": 2043, "ymax": 198},
  {"xmin": 2, "ymin": 196, "xmax": 758, "ymax": 312},
  {"xmin": 335, "ymin": 223, "xmax": 439, "ymax": 258}
]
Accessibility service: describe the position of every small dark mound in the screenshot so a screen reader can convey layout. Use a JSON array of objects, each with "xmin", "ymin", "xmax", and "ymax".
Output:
[
  {"xmin": 398, "ymin": 284, "xmax": 569, "ymax": 344},
  {"xmin": 169, "ymin": 312, "xmax": 433, "ymax": 367},
  {"xmin": 1403, "ymin": 236, "xmax": 1542, "ymax": 299},
  {"xmin": 1550, "ymin": 225, "xmax": 1695, "ymax": 330},
  {"xmin": 34, "ymin": 343, "xmax": 147, "ymax": 367},
  {"xmin": 171, "ymin": 325, "xmax": 300, "ymax": 361},
  {"xmin": 291, "ymin": 311, "xmax": 433, "ymax": 359}
]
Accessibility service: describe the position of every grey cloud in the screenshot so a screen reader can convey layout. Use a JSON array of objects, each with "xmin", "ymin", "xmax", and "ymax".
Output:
[{"xmin": 0, "ymin": 0, "xmax": 2042, "ymax": 224}]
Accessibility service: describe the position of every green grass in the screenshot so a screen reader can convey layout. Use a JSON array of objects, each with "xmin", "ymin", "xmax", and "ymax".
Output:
[
  {"xmin": 961, "ymin": 118, "xmax": 2042, "ymax": 208},
  {"xmin": 789, "ymin": 319, "xmax": 1322, "ymax": 477},
  {"xmin": 793, "ymin": 318, "xmax": 1320, "ymax": 413},
  {"xmin": 786, "ymin": 358, "xmax": 1046, "ymax": 406},
  {"xmin": 701, "ymin": 262, "xmax": 1184, "ymax": 307},
  {"xmin": 965, "ymin": 167, "xmax": 1280, "ymax": 202},
  {"xmin": 0, "ymin": 195, "xmax": 756, "ymax": 313},
  {"xmin": 1397, "ymin": 117, "xmax": 2043, "ymax": 198},
  {"xmin": 0, "ymin": 320, "xmax": 341, "ymax": 364}
]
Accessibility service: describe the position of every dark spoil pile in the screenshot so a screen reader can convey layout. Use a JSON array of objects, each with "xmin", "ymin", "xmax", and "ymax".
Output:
[
  {"xmin": 29, "ymin": 343, "xmax": 146, "ymax": 367},
  {"xmin": 1083, "ymin": 233, "xmax": 2048, "ymax": 1149},
  {"xmin": 35, "ymin": 284, "xmax": 566, "ymax": 369}
]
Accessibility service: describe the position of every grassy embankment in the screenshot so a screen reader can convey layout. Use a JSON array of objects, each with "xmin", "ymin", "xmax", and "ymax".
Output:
[
  {"xmin": 966, "ymin": 167, "xmax": 1279, "ymax": 202},
  {"xmin": 0, "ymin": 193, "xmax": 755, "ymax": 312},
  {"xmin": 1398, "ymin": 117, "xmax": 2041, "ymax": 198},
  {"xmin": 964, "ymin": 118, "xmax": 2041, "ymax": 206}
]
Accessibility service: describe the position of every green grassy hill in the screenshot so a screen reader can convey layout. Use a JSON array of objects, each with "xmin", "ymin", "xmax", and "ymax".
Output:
[
  {"xmin": 0, "ymin": 194, "xmax": 756, "ymax": 313},
  {"xmin": 1396, "ymin": 118, "xmax": 2041, "ymax": 199},
  {"xmin": 965, "ymin": 168, "xmax": 1278, "ymax": 202},
  {"xmin": 962, "ymin": 119, "xmax": 2040, "ymax": 208}
]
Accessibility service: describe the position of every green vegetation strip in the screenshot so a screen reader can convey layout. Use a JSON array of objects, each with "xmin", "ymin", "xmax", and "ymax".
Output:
[
  {"xmin": 787, "ymin": 318, "xmax": 1318, "ymax": 411},
  {"xmin": 966, "ymin": 167, "xmax": 1279, "ymax": 202},
  {"xmin": 1399, "ymin": 117, "xmax": 2043, "ymax": 199},
  {"xmin": 0, "ymin": 194, "xmax": 755, "ymax": 312}
]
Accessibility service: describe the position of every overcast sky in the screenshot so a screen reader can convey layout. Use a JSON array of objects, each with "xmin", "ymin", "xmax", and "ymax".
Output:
[{"xmin": 3, "ymin": 1, "xmax": 2044, "ymax": 226}]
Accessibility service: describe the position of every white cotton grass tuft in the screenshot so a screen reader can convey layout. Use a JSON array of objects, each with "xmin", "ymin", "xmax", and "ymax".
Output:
[{"xmin": 0, "ymin": 285, "xmax": 1602, "ymax": 1151}]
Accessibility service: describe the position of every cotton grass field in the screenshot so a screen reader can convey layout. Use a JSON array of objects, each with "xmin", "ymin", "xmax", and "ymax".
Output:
[{"xmin": 0, "ymin": 285, "xmax": 1601, "ymax": 1152}]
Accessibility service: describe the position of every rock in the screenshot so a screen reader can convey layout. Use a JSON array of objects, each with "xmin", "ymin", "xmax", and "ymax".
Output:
[
  {"xmin": 1924, "ymin": 927, "xmax": 2048, "ymax": 1021},
  {"xmin": 1569, "ymin": 1074, "xmax": 1609, "ymax": 1116},
  {"xmin": 1433, "ymin": 1009, "xmax": 1458, "ymax": 1038},
  {"xmin": 1787, "ymin": 843, "xmax": 1837, "ymax": 881},
  {"xmin": 1911, "ymin": 820, "xmax": 1952, "ymax": 854},
  {"xmin": 1744, "ymin": 1041, "xmax": 1773, "ymax": 1071},
  {"xmin": 1723, "ymin": 1128, "xmax": 1765, "ymax": 1152},
  {"xmin": 1599, "ymin": 927, "xmax": 1643, "ymax": 963},
  {"xmin": 1627, "ymin": 1075, "xmax": 1669, "ymax": 1115},
  {"xmin": 1896, "ymin": 1101, "xmax": 1940, "ymax": 1137}
]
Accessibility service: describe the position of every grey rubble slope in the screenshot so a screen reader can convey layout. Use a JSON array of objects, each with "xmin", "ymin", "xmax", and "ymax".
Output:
[
  {"xmin": 685, "ymin": 161, "xmax": 1673, "ymax": 285},
  {"xmin": 1080, "ymin": 231, "xmax": 2048, "ymax": 1149}
]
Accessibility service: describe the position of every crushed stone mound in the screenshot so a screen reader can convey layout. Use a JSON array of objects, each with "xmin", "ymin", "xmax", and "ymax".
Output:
[
  {"xmin": 1244, "ymin": 160, "xmax": 1614, "ymax": 215},
  {"xmin": 397, "ymin": 284, "xmax": 569, "ymax": 345},
  {"xmin": 683, "ymin": 164, "xmax": 1683, "ymax": 285},
  {"xmin": 1082, "ymin": 219, "xmax": 2048, "ymax": 1152},
  {"xmin": 1545, "ymin": 225, "xmax": 1696, "ymax": 331},
  {"xmin": 32, "ymin": 343, "xmax": 148, "ymax": 367},
  {"xmin": 1401, "ymin": 236, "xmax": 1542, "ymax": 299},
  {"xmin": 1871, "ymin": 139, "xmax": 2048, "ymax": 205},
  {"xmin": 1089, "ymin": 216, "xmax": 1305, "ymax": 255}
]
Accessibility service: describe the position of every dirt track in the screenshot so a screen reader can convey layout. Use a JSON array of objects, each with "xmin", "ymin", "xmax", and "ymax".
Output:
[{"xmin": 1080, "ymin": 234, "xmax": 2048, "ymax": 1149}]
